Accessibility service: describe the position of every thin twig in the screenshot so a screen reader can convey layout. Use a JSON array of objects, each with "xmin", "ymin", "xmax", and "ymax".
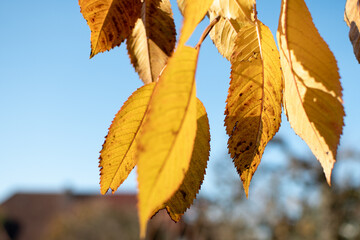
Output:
[{"xmin": 195, "ymin": 16, "xmax": 221, "ymax": 50}]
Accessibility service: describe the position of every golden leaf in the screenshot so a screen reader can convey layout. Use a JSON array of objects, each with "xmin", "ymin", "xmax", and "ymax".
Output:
[
  {"xmin": 99, "ymin": 82, "xmax": 156, "ymax": 195},
  {"xmin": 178, "ymin": 0, "xmax": 214, "ymax": 47},
  {"xmin": 127, "ymin": 0, "xmax": 176, "ymax": 84},
  {"xmin": 208, "ymin": 0, "xmax": 255, "ymax": 22},
  {"xmin": 277, "ymin": 0, "xmax": 344, "ymax": 184},
  {"xmin": 225, "ymin": 22, "xmax": 282, "ymax": 197},
  {"xmin": 177, "ymin": 0, "xmax": 186, "ymax": 15},
  {"xmin": 207, "ymin": 0, "xmax": 254, "ymax": 59},
  {"xmin": 79, "ymin": 0, "xmax": 141, "ymax": 58},
  {"xmin": 208, "ymin": 13, "xmax": 249, "ymax": 60},
  {"xmin": 165, "ymin": 99, "xmax": 210, "ymax": 222},
  {"xmin": 137, "ymin": 46, "xmax": 199, "ymax": 237},
  {"xmin": 345, "ymin": 0, "xmax": 360, "ymax": 63}
]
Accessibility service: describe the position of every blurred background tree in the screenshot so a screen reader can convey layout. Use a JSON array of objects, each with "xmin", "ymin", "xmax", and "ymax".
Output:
[
  {"xmin": 37, "ymin": 137, "xmax": 360, "ymax": 240},
  {"xmin": 182, "ymin": 138, "xmax": 360, "ymax": 240}
]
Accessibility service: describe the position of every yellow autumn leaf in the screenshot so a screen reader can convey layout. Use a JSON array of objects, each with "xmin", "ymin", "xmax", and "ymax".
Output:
[
  {"xmin": 137, "ymin": 46, "xmax": 199, "ymax": 237},
  {"xmin": 277, "ymin": 0, "xmax": 344, "ymax": 184},
  {"xmin": 165, "ymin": 98, "xmax": 210, "ymax": 222},
  {"xmin": 225, "ymin": 22, "xmax": 282, "ymax": 197},
  {"xmin": 178, "ymin": 0, "xmax": 214, "ymax": 47},
  {"xmin": 99, "ymin": 82, "xmax": 156, "ymax": 195},
  {"xmin": 79, "ymin": 0, "xmax": 141, "ymax": 58},
  {"xmin": 127, "ymin": 0, "xmax": 176, "ymax": 84},
  {"xmin": 207, "ymin": 0, "xmax": 254, "ymax": 59},
  {"xmin": 177, "ymin": 0, "xmax": 186, "ymax": 15},
  {"xmin": 344, "ymin": 0, "xmax": 360, "ymax": 63},
  {"xmin": 208, "ymin": 13, "xmax": 249, "ymax": 60},
  {"xmin": 208, "ymin": 0, "xmax": 255, "ymax": 22}
]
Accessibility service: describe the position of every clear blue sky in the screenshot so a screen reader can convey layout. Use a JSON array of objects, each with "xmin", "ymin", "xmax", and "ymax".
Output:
[{"xmin": 1, "ymin": 0, "xmax": 359, "ymax": 203}]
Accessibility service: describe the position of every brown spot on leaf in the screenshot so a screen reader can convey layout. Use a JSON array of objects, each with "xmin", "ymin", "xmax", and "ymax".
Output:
[
  {"xmin": 180, "ymin": 190, "xmax": 187, "ymax": 199},
  {"xmin": 108, "ymin": 33, "xmax": 114, "ymax": 42}
]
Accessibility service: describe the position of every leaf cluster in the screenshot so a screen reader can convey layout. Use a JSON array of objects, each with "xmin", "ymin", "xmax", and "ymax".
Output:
[{"xmin": 78, "ymin": 0, "xmax": 357, "ymax": 237}]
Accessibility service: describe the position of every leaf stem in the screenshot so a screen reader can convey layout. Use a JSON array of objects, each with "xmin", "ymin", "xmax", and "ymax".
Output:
[
  {"xmin": 253, "ymin": 3, "xmax": 258, "ymax": 22},
  {"xmin": 195, "ymin": 16, "xmax": 220, "ymax": 50}
]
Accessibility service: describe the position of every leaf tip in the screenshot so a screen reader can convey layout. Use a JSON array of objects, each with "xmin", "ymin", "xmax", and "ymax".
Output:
[
  {"xmin": 99, "ymin": 187, "xmax": 107, "ymax": 195},
  {"xmin": 241, "ymin": 169, "xmax": 254, "ymax": 198},
  {"xmin": 89, "ymin": 51, "xmax": 95, "ymax": 59},
  {"xmin": 324, "ymin": 164, "xmax": 333, "ymax": 187},
  {"xmin": 139, "ymin": 218, "xmax": 147, "ymax": 239},
  {"xmin": 243, "ymin": 181, "xmax": 250, "ymax": 199}
]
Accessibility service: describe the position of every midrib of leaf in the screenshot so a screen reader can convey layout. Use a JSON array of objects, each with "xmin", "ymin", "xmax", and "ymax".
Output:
[
  {"xmin": 142, "ymin": 1, "xmax": 154, "ymax": 82},
  {"xmin": 147, "ymin": 73, "xmax": 197, "ymax": 205},
  {"xmin": 106, "ymin": 89, "xmax": 154, "ymax": 190},
  {"xmin": 245, "ymin": 21, "xmax": 266, "ymax": 186}
]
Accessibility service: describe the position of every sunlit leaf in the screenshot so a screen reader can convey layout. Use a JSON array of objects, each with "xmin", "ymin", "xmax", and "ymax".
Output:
[
  {"xmin": 208, "ymin": 13, "xmax": 248, "ymax": 60},
  {"xmin": 137, "ymin": 46, "xmax": 199, "ymax": 237},
  {"xmin": 277, "ymin": 0, "xmax": 344, "ymax": 184},
  {"xmin": 208, "ymin": 0, "xmax": 255, "ymax": 22},
  {"xmin": 165, "ymin": 99, "xmax": 210, "ymax": 222},
  {"xmin": 99, "ymin": 82, "xmax": 155, "ymax": 195},
  {"xmin": 178, "ymin": 0, "xmax": 214, "ymax": 47},
  {"xmin": 127, "ymin": 0, "xmax": 176, "ymax": 84},
  {"xmin": 207, "ymin": 0, "xmax": 254, "ymax": 59},
  {"xmin": 345, "ymin": 0, "xmax": 360, "ymax": 63},
  {"xmin": 79, "ymin": 0, "xmax": 141, "ymax": 58},
  {"xmin": 225, "ymin": 22, "xmax": 282, "ymax": 197},
  {"xmin": 177, "ymin": 0, "xmax": 186, "ymax": 15}
]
